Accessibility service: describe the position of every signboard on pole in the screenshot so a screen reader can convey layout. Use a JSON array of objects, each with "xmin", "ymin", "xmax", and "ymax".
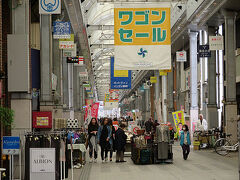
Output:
[
  {"xmin": 114, "ymin": 3, "xmax": 171, "ymax": 70},
  {"xmin": 39, "ymin": 0, "xmax": 61, "ymax": 14},
  {"xmin": 110, "ymin": 57, "xmax": 131, "ymax": 89},
  {"xmin": 209, "ymin": 36, "xmax": 224, "ymax": 50},
  {"xmin": 176, "ymin": 51, "xmax": 187, "ymax": 62},
  {"xmin": 66, "ymin": 56, "xmax": 84, "ymax": 64},
  {"xmin": 199, "ymin": 45, "xmax": 211, "ymax": 58},
  {"xmin": 53, "ymin": 22, "xmax": 71, "ymax": 39},
  {"xmin": 2, "ymin": 136, "xmax": 20, "ymax": 155}
]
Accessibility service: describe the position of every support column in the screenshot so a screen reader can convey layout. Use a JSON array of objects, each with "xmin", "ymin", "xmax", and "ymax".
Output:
[
  {"xmin": 222, "ymin": 10, "xmax": 238, "ymax": 142},
  {"xmin": 162, "ymin": 75, "xmax": 167, "ymax": 123},
  {"xmin": 188, "ymin": 30, "xmax": 199, "ymax": 134},
  {"xmin": 40, "ymin": 15, "xmax": 53, "ymax": 110},
  {"xmin": 207, "ymin": 27, "xmax": 218, "ymax": 129},
  {"xmin": 10, "ymin": 1, "xmax": 31, "ymax": 179},
  {"xmin": 167, "ymin": 64, "xmax": 174, "ymax": 125}
]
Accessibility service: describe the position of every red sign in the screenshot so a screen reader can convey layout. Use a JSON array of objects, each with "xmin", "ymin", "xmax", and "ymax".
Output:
[
  {"xmin": 133, "ymin": 127, "xmax": 140, "ymax": 135},
  {"xmin": 91, "ymin": 103, "xmax": 100, "ymax": 118},
  {"xmin": 32, "ymin": 111, "xmax": 52, "ymax": 129}
]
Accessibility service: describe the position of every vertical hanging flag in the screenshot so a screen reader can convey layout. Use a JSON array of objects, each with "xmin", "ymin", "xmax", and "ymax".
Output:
[
  {"xmin": 91, "ymin": 103, "xmax": 100, "ymax": 118},
  {"xmin": 114, "ymin": 3, "xmax": 171, "ymax": 70},
  {"xmin": 110, "ymin": 57, "xmax": 131, "ymax": 89}
]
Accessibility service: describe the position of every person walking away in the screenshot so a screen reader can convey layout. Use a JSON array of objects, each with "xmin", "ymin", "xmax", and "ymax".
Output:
[
  {"xmin": 115, "ymin": 124, "xmax": 127, "ymax": 163},
  {"xmin": 180, "ymin": 125, "xmax": 191, "ymax": 160},
  {"xmin": 88, "ymin": 118, "xmax": 99, "ymax": 163},
  {"xmin": 98, "ymin": 118, "xmax": 112, "ymax": 162},
  {"xmin": 108, "ymin": 119, "xmax": 116, "ymax": 162}
]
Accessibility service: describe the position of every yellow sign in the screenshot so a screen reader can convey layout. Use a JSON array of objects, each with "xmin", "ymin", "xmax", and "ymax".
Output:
[
  {"xmin": 36, "ymin": 117, "xmax": 49, "ymax": 126},
  {"xmin": 114, "ymin": 7, "xmax": 171, "ymax": 46},
  {"xmin": 150, "ymin": 76, "xmax": 157, "ymax": 83},
  {"xmin": 114, "ymin": 70, "xmax": 129, "ymax": 77},
  {"xmin": 59, "ymin": 34, "xmax": 74, "ymax": 42},
  {"xmin": 159, "ymin": 70, "xmax": 167, "ymax": 76},
  {"xmin": 172, "ymin": 110, "xmax": 185, "ymax": 130}
]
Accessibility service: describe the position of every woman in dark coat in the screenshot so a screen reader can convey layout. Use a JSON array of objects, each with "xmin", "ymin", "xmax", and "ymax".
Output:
[
  {"xmin": 115, "ymin": 123, "xmax": 127, "ymax": 163},
  {"xmin": 88, "ymin": 117, "xmax": 99, "ymax": 162},
  {"xmin": 97, "ymin": 118, "xmax": 112, "ymax": 162}
]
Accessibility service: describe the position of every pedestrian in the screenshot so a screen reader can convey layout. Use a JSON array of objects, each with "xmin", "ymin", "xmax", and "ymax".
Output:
[
  {"xmin": 180, "ymin": 124, "xmax": 191, "ymax": 160},
  {"xmin": 115, "ymin": 123, "xmax": 127, "ymax": 163},
  {"xmin": 108, "ymin": 119, "xmax": 116, "ymax": 162},
  {"xmin": 145, "ymin": 118, "xmax": 154, "ymax": 133},
  {"xmin": 88, "ymin": 117, "xmax": 99, "ymax": 163},
  {"xmin": 98, "ymin": 117, "xmax": 112, "ymax": 162}
]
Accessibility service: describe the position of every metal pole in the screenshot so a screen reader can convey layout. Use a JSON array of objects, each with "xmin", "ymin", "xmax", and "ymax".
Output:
[
  {"xmin": 162, "ymin": 75, "xmax": 167, "ymax": 123},
  {"xmin": 238, "ymin": 120, "xmax": 240, "ymax": 180},
  {"xmin": 12, "ymin": 155, "xmax": 14, "ymax": 180},
  {"xmin": 9, "ymin": 155, "xmax": 11, "ymax": 180}
]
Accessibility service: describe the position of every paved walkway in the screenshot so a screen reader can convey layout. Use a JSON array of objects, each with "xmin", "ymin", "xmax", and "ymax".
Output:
[{"xmin": 67, "ymin": 145, "xmax": 238, "ymax": 180}]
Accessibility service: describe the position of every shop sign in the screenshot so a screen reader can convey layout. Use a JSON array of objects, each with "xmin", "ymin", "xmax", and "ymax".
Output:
[
  {"xmin": 30, "ymin": 148, "xmax": 55, "ymax": 173},
  {"xmin": 59, "ymin": 41, "xmax": 74, "ymax": 49},
  {"xmin": 209, "ymin": 36, "xmax": 224, "ymax": 50},
  {"xmin": 67, "ymin": 56, "xmax": 83, "ymax": 64},
  {"xmin": 32, "ymin": 111, "xmax": 52, "ymax": 129},
  {"xmin": 110, "ymin": 57, "xmax": 131, "ymax": 89},
  {"xmin": 39, "ymin": 0, "xmax": 61, "ymax": 14},
  {"xmin": 176, "ymin": 50, "xmax": 187, "ymax": 62},
  {"xmin": 53, "ymin": 22, "xmax": 71, "ymax": 39},
  {"xmin": 199, "ymin": 45, "xmax": 211, "ymax": 58},
  {"xmin": 79, "ymin": 69, "xmax": 88, "ymax": 77},
  {"xmin": 83, "ymin": 83, "xmax": 90, "ymax": 88},
  {"xmin": 114, "ymin": 3, "xmax": 171, "ymax": 70},
  {"xmin": 63, "ymin": 44, "xmax": 77, "ymax": 57},
  {"xmin": 2, "ymin": 136, "xmax": 20, "ymax": 155},
  {"xmin": 150, "ymin": 76, "xmax": 157, "ymax": 83},
  {"xmin": 159, "ymin": 70, "xmax": 169, "ymax": 76},
  {"xmin": 91, "ymin": 103, "xmax": 100, "ymax": 118}
]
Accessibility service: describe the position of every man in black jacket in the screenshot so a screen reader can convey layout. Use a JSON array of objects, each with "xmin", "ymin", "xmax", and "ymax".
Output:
[{"xmin": 115, "ymin": 124, "xmax": 127, "ymax": 163}]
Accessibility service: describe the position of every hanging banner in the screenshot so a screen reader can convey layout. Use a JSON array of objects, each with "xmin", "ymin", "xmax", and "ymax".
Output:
[
  {"xmin": 39, "ymin": 0, "xmax": 61, "ymax": 14},
  {"xmin": 209, "ymin": 36, "xmax": 224, "ymax": 50},
  {"xmin": 172, "ymin": 110, "xmax": 185, "ymax": 136},
  {"xmin": 176, "ymin": 51, "xmax": 187, "ymax": 62},
  {"xmin": 114, "ymin": 3, "xmax": 171, "ymax": 70},
  {"xmin": 53, "ymin": 22, "xmax": 71, "ymax": 39},
  {"xmin": 110, "ymin": 57, "xmax": 131, "ymax": 89},
  {"xmin": 91, "ymin": 103, "xmax": 100, "ymax": 118}
]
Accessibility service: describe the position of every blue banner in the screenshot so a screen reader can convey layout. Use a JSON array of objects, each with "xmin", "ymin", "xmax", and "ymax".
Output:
[
  {"xmin": 111, "ymin": 57, "xmax": 131, "ymax": 89},
  {"xmin": 53, "ymin": 21, "xmax": 71, "ymax": 39}
]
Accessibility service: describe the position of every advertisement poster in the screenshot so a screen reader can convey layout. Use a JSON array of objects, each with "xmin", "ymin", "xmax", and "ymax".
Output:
[
  {"xmin": 91, "ymin": 103, "xmax": 100, "ymax": 118},
  {"xmin": 110, "ymin": 57, "xmax": 131, "ymax": 89},
  {"xmin": 114, "ymin": 3, "xmax": 171, "ymax": 70},
  {"xmin": 172, "ymin": 110, "xmax": 185, "ymax": 137}
]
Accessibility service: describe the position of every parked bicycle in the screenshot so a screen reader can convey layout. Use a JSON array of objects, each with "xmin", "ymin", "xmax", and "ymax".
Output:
[{"xmin": 214, "ymin": 134, "xmax": 239, "ymax": 156}]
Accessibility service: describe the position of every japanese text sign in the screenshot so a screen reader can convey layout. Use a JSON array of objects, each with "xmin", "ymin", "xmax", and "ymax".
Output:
[
  {"xmin": 199, "ymin": 45, "xmax": 211, "ymax": 58},
  {"xmin": 111, "ymin": 57, "xmax": 131, "ymax": 89},
  {"xmin": 209, "ymin": 36, "xmax": 224, "ymax": 50},
  {"xmin": 114, "ymin": 3, "xmax": 171, "ymax": 70},
  {"xmin": 53, "ymin": 22, "xmax": 71, "ymax": 39},
  {"xmin": 176, "ymin": 51, "xmax": 187, "ymax": 62}
]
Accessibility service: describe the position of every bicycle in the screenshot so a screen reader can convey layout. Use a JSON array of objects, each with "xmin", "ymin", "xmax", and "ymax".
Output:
[{"xmin": 214, "ymin": 134, "xmax": 239, "ymax": 156}]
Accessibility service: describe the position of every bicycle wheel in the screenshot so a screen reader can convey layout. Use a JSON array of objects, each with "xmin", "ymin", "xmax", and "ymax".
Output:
[{"xmin": 214, "ymin": 138, "xmax": 231, "ymax": 156}]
